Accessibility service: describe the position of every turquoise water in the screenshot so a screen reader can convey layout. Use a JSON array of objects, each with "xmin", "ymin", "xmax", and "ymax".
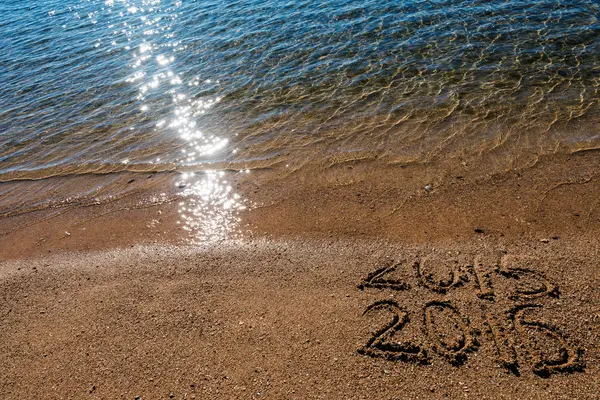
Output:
[{"xmin": 1, "ymin": 0, "xmax": 600, "ymax": 181}]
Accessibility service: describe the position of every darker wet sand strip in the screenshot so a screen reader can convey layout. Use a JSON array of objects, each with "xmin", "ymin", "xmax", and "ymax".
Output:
[{"xmin": 2, "ymin": 150, "xmax": 600, "ymax": 260}]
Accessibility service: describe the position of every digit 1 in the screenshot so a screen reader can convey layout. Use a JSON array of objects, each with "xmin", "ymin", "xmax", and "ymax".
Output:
[
  {"xmin": 471, "ymin": 254, "xmax": 496, "ymax": 300},
  {"xmin": 483, "ymin": 307, "xmax": 519, "ymax": 375}
]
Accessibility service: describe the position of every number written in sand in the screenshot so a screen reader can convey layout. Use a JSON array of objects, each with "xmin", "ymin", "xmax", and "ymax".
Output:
[
  {"xmin": 423, "ymin": 301, "xmax": 479, "ymax": 365},
  {"xmin": 511, "ymin": 305, "xmax": 584, "ymax": 377},
  {"xmin": 357, "ymin": 300, "xmax": 428, "ymax": 363},
  {"xmin": 498, "ymin": 268, "xmax": 559, "ymax": 301},
  {"xmin": 484, "ymin": 305, "xmax": 584, "ymax": 377},
  {"xmin": 359, "ymin": 300, "xmax": 477, "ymax": 366},
  {"xmin": 416, "ymin": 260, "xmax": 468, "ymax": 294},
  {"xmin": 358, "ymin": 259, "xmax": 560, "ymax": 302},
  {"xmin": 357, "ymin": 255, "xmax": 585, "ymax": 376},
  {"xmin": 357, "ymin": 263, "xmax": 411, "ymax": 291}
]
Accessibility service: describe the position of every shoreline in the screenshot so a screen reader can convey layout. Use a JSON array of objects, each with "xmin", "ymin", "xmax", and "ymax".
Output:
[{"xmin": 2, "ymin": 149, "xmax": 600, "ymax": 260}]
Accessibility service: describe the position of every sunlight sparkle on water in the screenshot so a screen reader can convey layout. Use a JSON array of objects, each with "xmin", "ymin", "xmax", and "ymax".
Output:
[
  {"xmin": 102, "ymin": 0, "xmax": 243, "ymax": 242},
  {"xmin": 177, "ymin": 172, "xmax": 246, "ymax": 241}
]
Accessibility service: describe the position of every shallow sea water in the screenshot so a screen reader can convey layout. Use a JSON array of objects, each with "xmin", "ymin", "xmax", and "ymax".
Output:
[{"xmin": 1, "ymin": 0, "xmax": 600, "ymax": 233}]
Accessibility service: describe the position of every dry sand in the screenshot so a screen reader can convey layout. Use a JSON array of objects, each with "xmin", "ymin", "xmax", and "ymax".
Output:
[{"xmin": 1, "ymin": 151, "xmax": 600, "ymax": 399}]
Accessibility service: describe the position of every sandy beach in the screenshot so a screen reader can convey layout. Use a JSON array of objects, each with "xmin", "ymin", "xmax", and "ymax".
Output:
[
  {"xmin": 3, "ymin": 0, "xmax": 600, "ymax": 398},
  {"xmin": 2, "ymin": 150, "xmax": 600, "ymax": 399},
  {"xmin": 1, "ymin": 239, "xmax": 599, "ymax": 399}
]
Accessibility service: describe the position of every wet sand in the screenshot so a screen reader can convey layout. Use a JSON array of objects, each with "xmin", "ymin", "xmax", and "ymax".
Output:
[{"xmin": 1, "ymin": 150, "xmax": 600, "ymax": 399}]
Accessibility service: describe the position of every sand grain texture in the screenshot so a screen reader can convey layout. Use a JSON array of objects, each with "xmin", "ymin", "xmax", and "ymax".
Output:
[{"xmin": 1, "ymin": 240, "xmax": 599, "ymax": 399}]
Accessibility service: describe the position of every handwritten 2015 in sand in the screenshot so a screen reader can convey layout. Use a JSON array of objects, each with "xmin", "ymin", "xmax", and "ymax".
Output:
[{"xmin": 357, "ymin": 256, "xmax": 585, "ymax": 377}]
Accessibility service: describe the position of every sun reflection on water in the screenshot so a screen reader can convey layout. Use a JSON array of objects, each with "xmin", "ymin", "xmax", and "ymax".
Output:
[
  {"xmin": 177, "ymin": 171, "xmax": 246, "ymax": 241},
  {"xmin": 108, "ymin": 0, "xmax": 246, "ymax": 242}
]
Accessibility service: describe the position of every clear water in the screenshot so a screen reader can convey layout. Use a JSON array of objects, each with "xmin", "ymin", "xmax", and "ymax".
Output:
[{"xmin": 1, "ymin": 0, "xmax": 600, "ymax": 182}]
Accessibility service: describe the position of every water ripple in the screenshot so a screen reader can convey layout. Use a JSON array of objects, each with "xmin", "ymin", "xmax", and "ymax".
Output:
[{"xmin": 0, "ymin": 0, "xmax": 599, "ymax": 179}]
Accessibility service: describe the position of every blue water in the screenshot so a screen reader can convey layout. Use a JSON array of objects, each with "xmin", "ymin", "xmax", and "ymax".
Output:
[{"xmin": 1, "ymin": 0, "xmax": 600, "ymax": 181}]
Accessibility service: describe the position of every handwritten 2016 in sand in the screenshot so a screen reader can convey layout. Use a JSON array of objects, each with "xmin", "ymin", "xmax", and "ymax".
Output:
[{"xmin": 356, "ymin": 255, "xmax": 585, "ymax": 377}]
